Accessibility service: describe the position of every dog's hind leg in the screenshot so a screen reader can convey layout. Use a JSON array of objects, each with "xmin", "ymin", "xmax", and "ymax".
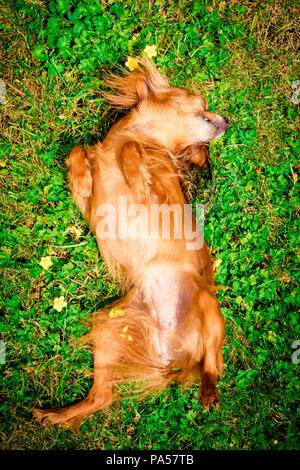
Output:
[
  {"xmin": 197, "ymin": 289, "xmax": 225, "ymax": 408},
  {"xmin": 65, "ymin": 145, "xmax": 92, "ymax": 222},
  {"xmin": 32, "ymin": 336, "xmax": 117, "ymax": 428}
]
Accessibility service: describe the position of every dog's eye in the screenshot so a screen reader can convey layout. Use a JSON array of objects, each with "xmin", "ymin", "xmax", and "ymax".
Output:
[{"xmin": 196, "ymin": 113, "xmax": 211, "ymax": 123}]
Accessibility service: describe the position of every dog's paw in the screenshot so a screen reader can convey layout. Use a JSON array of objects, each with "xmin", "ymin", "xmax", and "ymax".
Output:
[
  {"xmin": 74, "ymin": 172, "xmax": 93, "ymax": 199},
  {"xmin": 66, "ymin": 146, "xmax": 93, "ymax": 199},
  {"xmin": 31, "ymin": 407, "xmax": 71, "ymax": 426},
  {"xmin": 198, "ymin": 386, "xmax": 220, "ymax": 410}
]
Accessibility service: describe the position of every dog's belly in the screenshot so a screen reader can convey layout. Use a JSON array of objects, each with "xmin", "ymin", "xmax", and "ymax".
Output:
[{"xmin": 141, "ymin": 264, "xmax": 189, "ymax": 365}]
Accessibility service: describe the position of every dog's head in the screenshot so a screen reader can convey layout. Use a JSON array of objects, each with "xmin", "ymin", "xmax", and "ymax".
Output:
[{"xmin": 104, "ymin": 58, "xmax": 229, "ymax": 151}]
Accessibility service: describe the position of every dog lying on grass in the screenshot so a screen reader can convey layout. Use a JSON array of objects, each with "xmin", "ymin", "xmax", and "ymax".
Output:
[{"xmin": 32, "ymin": 58, "xmax": 229, "ymax": 427}]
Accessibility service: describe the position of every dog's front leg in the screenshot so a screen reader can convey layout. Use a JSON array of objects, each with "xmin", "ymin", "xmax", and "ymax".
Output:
[
  {"xmin": 65, "ymin": 145, "xmax": 93, "ymax": 222},
  {"xmin": 175, "ymin": 144, "xmax": 210, "ymax": 169}
]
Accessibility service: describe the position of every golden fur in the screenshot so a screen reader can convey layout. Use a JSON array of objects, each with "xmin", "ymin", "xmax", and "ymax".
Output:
[{"xmin": 32, "ymin": 58, "xmax": 228, "ymax": 428}]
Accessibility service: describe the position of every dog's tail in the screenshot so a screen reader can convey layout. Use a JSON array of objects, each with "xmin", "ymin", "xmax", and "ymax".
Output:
[{"xmin": 83, "ymin": 304, "xmax": 202, "ymax": 400}]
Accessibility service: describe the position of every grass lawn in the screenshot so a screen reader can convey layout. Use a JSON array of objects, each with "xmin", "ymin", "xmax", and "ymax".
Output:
[{"xmin": 0, "ymin": 0, "xmax": 299, "ymax": 450}]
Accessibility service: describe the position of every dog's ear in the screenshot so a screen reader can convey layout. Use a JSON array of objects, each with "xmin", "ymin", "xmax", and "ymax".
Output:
[{"xmin": 104, "ymin": 57, "xmax": 170, "ymax": 108}]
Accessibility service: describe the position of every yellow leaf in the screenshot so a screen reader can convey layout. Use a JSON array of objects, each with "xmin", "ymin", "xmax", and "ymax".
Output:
[
  {"xmin": 125, "ymin": 56, "xmax": 139, "ymax": 71},
  {"xmin": 39, "ymin": 256, "xmax": 53, "ymax": 271},
  {"xmin": 53, "ymin": 296, "xmax": 67, "ymax": 312},
  {"xmin": 109, "ymin": 308, "xmax": 125, "ymax": 319},
  {"xmin": 268, "ymin": 330, "xmax": 277, "ymax": 343},
  {"xmin": 218, "ymin": 1, "xmax": 226, "ymax": 11},
  {"xmin": 143, "ymin": 45, "xmax": 157, "ymax": 59},
  {"xmin": 128, "ymin": 335, "xmax": 133, "ymax": 342},
  {"xmin": 213, "ymin": 259, "xmax": 222, "ymax": 271},
  {"xmin": 120, "ymin": 333, "xmax": 127, "ymax": 339},
  {"xmin": 67, "ymin": 226, "xmax": 82, "ymax": 238},
  {"xmin": 122, "ymin": 325, "xmax": 129, "ymax": 333},
  {"xmin": 293, "ymin": 173, "xmax": 298, "ymax": 183}
]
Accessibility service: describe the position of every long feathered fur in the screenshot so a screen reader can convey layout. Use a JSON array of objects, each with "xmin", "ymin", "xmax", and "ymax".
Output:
[
  {"xmin": 32, "ymin": 58, "xmax": 227, "ymax": 428},
  {"xmin": 82, "ymin": 281, "xmax": 211, "ymax": 401},
  {"xmin": 103, "ymin": 57, "xmax": 170, "ymax": 108}
]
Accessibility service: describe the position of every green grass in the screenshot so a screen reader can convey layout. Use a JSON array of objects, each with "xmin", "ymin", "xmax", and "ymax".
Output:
[{"xmin": 0, "ymin": 0, "xmax": 299, "ymax": 450}]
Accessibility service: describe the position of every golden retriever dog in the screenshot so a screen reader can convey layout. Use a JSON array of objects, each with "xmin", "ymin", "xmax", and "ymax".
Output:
[{"xmin": 32, "ymin": 58, "xmax": 229, "ymax": 427}]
